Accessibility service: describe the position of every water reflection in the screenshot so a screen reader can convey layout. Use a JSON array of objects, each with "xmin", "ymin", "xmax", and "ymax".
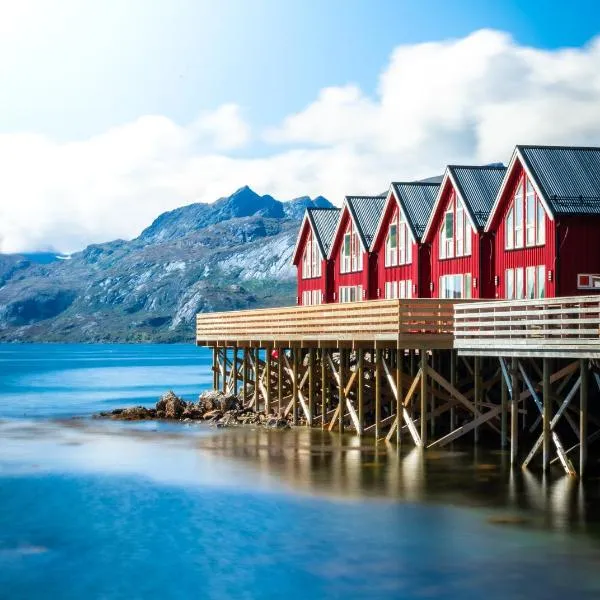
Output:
[{"xmin": 198, "ymin": 426, "xmax": 600, "ymax": 535}]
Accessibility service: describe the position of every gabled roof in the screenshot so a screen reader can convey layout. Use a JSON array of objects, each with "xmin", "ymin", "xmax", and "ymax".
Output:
[
  {"xmin": 328, "ymin": 196, "xmax": 386, "ymax": 258},
  {"xmin": 307, "ymin": 207, "xmax": 340, "ymax": 257},
  {"xmin": 291, "ymin": 207, "xmax": 340, "ymax": 264},
  {"xmin": 486, "ymin": 145, "xmax": 600, "ymax": 231},
  {"xmin": 371, "ymin": 182, "xmax": 440, "ymax": 250},
  {"xmin": 391, "ymin": 182, "xmax": 440, "ymax": 241},
  {"xmin": 423, "ymin": 164, "xmax": 506, "ymax": 241}
]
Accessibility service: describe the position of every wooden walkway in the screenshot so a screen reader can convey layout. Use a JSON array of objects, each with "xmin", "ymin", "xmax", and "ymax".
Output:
[{"xmin": 196, "ymin": 295, "xmax": 600, "ymax": 478}]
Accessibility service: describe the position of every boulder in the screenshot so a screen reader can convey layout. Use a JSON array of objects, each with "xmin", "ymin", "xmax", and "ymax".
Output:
[
  {"xmin": 157, "ymin": 390, "xmax": 186, "ymax": 419},
  {"xmin": 111, "ymin": 406, "xmax": 154, "ymax": 420},
  {"xmin": 198, "ymin": 390, "xmax": 241, "ymax": 412}
]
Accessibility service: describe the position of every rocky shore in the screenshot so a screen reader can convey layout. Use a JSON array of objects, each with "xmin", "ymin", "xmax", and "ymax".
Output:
[{"xmin": 96, "ymin": 390, "xmax": 292, "ymax": 429}]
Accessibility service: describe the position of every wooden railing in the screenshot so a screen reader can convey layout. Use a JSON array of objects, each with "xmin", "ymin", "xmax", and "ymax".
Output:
[
  {"xmin": 454, "ymin": 295, "xmax": 600, "ymax": 356},
  {"xmin": 196, "ymin": 299, "xmax": 463, "ymax": 348}
]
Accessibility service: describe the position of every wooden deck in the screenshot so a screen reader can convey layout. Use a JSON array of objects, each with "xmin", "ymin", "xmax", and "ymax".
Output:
[
  {"xmin": 196, "ymin": 299, "xmax": 462, "ymax": 349},
  {"xmin": 454, "ymin": 295, "xmax": 600, "ymax": 358}
]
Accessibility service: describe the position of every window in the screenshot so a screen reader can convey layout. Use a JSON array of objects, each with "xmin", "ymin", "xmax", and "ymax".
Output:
[
  {"xmin": 439, "ymin": 195, "xmax": 472, "ymax": 259},
  {"xmin": 505, "ymin": 176, "xmax": 546, "ymax": 250},
  {"xmin": 537, "ymin": 266, "xmax": 546, "ymax": 298},
  {"xmin": 341, "ymin": 221, "xmax": 363, "ymax": 274},
  {"xmin": 302, "ymin": 290, "xmax": 323, "ymax": 305},
  {"xmin": 515, "ymin": 267, "xmax": 524, "ymax": 299},
  {"xmin": 439, "ymin": 273, "xmax": 471, "ymax": 299},
  {"xmin": 526, "ymin": 266, "xmax": 536, "ymax": 299},
  {"xmin": 301, "ymin": 232, "xmax": 321, "ymax": 279},
  {"xmin": 385, "ymin": 209, "xmax": 412, "ymax": 267},
  {"xmin": 506, "ymin": 269, "xmax": 514, "ymax": 300},
  {"xmin": 385, "ymin": 280, "xmax": 412, "ymax": 299},
  {"xmin": 385, "ymin": 224, "xmax": 397, "ymax": 266},
  {"xmin": 339, "ymin": 285, "xmax": 362, "ymax": 303}
]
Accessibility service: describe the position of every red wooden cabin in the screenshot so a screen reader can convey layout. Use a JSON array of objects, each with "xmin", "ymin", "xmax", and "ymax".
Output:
[
  {"xmin": 370, "ymin": 182, "xmax": 439, "ymax": 299},
  {"xmin": 292, "ymin": 207, "xmax": 340, "ymax": 305},
  {"xmin": 486, "ymin": 145, "xmax": 600, "ymax": 299},
  {"xmin": 327, "ymin": 196, "xmax": 386, "ymax": 302},
  {"xmin": 422, "ymin": 165, "xmax": 506, "ymax": 299}
]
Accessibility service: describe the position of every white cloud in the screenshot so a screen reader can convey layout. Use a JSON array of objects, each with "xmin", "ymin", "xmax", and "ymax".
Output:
[{"xmin": 2, "ymin": 29, "xmax": 600, "ymax": 253}]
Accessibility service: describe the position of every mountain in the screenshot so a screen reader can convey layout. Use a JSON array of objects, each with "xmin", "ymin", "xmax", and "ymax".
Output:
[{"xmin": 0, "ymin": 188, "xmax": 334, "ymax": 343}]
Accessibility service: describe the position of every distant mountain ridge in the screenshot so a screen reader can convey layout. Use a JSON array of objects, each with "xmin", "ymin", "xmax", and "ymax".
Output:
[{"xmin": 0, "ymin": 188, "xmax": 333, "ymax": 342}]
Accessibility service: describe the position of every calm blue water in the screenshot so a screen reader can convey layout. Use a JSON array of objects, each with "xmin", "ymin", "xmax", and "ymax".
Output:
[{"xmin": 1, "ymin": 344, "xmax": 600, "ymax": 600}]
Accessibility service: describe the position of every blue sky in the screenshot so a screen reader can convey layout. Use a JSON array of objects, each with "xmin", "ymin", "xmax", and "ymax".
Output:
[{"xmin": 0, "ymin": 0, "xmax": 600, "ymax": 252}]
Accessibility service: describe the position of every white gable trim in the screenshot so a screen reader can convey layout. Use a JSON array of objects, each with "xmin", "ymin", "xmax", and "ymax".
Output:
[
  {"xmin": 291, "ymin": 212, "xmax": 326, "ymax": 266},
  {"xmin": 484, "ymin": 147, "xmax": 554, "ymax": 233},
  {"xmin": 327, "ymin": 200, "xmax": 367, "ymax": 259}
]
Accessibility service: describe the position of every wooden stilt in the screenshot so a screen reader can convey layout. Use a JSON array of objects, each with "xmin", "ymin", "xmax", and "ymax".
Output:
[
  {"xmin": 375, "ymin": 348, "xmax": 382, "ymax": 440},
  {"xmin": 222, "ymin": 348, "xmax": 228, "ymax": 394},
  {"xmin": 277, "ymin": 348, "xmax": 283, "ymax": 415},
  {"xmin": 232, "ymin": 348, "xmax": 238, "ymax": 396},
  {"xmin": 212, "ymin": 347, "xmax": 218, "ymax": 390},
  {"xmin": 254, "ymin": 348, "xmax": 260, "ymax": 412},
  {"xmin": 338, "ymin": 349, "xmax": 346, "ymax": 434},
  {"xmin": 242, "ymin": 348, "xmax": 248, "ymax": 402},
  {"xmin": 308, "ymin": 348, "xmax": 314, "ymax": 427},
  {"xmin": 450, "ymin": 350, "xmax": 456, "ymax": 432},
  {"xmin": 510, "ymin": 357, "xmax": 519, "ymax": 466},
  {"xmin": 474, "ymin": 356, "xmax": 481, "ymax": 445},
  {"xmin": 420, "ymin": 350, "xmax": 427, "ymax": 448},
  {"xmin": 292, "ymin": 348, "xmax": 298, "ymax": 425},
  {"xmin": 357, "ymin": 349, "xmax": 364, "ymax": 436},
  {"xmin": 265, "ymin": 347, "xmax": 272, "ymax": 414},
  {"xmin": 542, "ymin": 358, "xmax": 551, "ymax": 471},
  {"xmin": 396, "ymin": 348, "xmax": 403, "ymax": 445},
  {"xmin": 580, "ymin": 358, "xmax": 588, "ymax": 477},
  {"xmin": 430, "ymin": 351, "xmax": 436, "ymax": 438},
  {"xmin": 501, "ymin": 364, "xmax": 508, "ymax": 449},
  {"xmin": 321, "ymin": 349, "xmax": 327, "ymax": 429}
]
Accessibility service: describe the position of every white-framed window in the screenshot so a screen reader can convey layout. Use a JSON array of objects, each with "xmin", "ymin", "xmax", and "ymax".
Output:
[
  {"xmin": 341, "ymin": 221, "xmax": 363, "ymax": 274},
  {"xmin": 439, "ymin": 273, "xmax": 471, "ymax": 299},
  {"xmin": 339, "ymin": 285, "xmax": 362, "ymax": 303},
  {"xmin": 385, "ymin": 223, "xmax": 397, "ymax": 266},
  {"xmin": 385, "ymin": 279, "xmax": 412, "ymax": 299},
  {"xmin": 385, "ymin": 209, "xmax": 412, "ymax": 267},
  {"xmin": 439, "ymin": 194, "xmax": 472, "ymax": 260},
  {"xmin": 506, "ymin": 265, "xmax": 545, "ymax": 299},
  {"xmin": 301, "ymin": 231, "xmax": 322, "ymax": 279},
  {"xmin": 505, "ymin": 176, "xmax": 546, "ymax": 250},
  {"xmin": 302, "ymin": 290, "xmax": 323, "ymax": 305}
]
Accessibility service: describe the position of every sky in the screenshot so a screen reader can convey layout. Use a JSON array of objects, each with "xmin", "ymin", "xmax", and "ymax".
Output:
[{"xmin": 1, "ymin": 0, "xmax": 600, "ymax": 253}]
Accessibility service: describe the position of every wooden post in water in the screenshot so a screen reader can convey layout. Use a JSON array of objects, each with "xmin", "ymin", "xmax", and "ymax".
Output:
[
  {"xmin": 396, "ymin": 348, "xmax": 403, "ymax": 445},
  {"xmin": 253, "ymin": 348, "xmax": 260, "ymax": 412},
  {"xmin": 474, "ymin": 356, "xmax": 481, "ymax": 445},
  {"xmin": 338, "ymin": 349, "xmax": 346, "ymax": 434},
  {"xmin": 242, "ymin": 348, "xmax": 248, "ymax": 403},
  {"xmin": 357, "ymin": 349, "xmax": 364, "ymax": 436},
  {"xmin": 265, "ymin": 347, "xmax": 272, "ymax": 414},
  {"xmin": 500, "ymin": 366, "xmax": 508, "ymax": 449},
  {"xmin": 450, "ymin": 350, "xmax": 456, "ymax": 432},
  {"xmin": 321, "ymin": 349, "xmax": 328, "ymax": 429},
  {"xmin": 510, "ymin": 357, "xmax": 519, "ymax": 466},
  {"xmin": 542, "ymin": 358, "xmax": 551, "ymax": 471},
  {"xmin": 430, "ymin": 351, "xmax": 435, "ymax": 438},
  {"xmin": 277, "ymin": 348, "xmax": 283, "ymax": 415},
  {"xmin": 375, "ymin": 348, "xmax": 382, "ymax": 440},
  {"xmin": 308, "ymin": 348, "xmax": 315, "ymax": 427},
  {"xmin": 292, "ymin": 348, "xmax": 298, "ymax": 426},
  {"xmin": 420, "ymin": 350, "xmax": 428, "ymax": 448},
  {"xmin": 580, "ymin": 358, "xmax": 589, "ymax": 477}
]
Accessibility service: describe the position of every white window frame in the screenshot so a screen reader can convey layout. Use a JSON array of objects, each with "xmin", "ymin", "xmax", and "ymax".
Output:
[
  {"xmin": 439, "ymin": 196, "xmax": 471, "ymax": 260},
  {"xmin": 505, "ymin": 176, "xmax": 547, "ymax": 250},
  {"xmin": 505, "ymin": 269, "xmax": 514, "ymax": 300},
  {"xmin": 385, "ymin": 223, "xmax": 398, "ymax": 267}
]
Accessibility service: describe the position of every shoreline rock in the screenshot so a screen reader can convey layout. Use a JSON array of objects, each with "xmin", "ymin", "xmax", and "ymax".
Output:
[{"xmin": 96, "ymin": 390, "xmax": 292, "ymax": 430}]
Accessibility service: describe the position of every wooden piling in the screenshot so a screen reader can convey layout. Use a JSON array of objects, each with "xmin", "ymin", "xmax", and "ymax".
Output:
[
  {"xmin": 277, "ymin": 348, "xmax": 283, "ymax": 415},
  {"xmin": 222, "ymin": 348, "xmax": 228, "ymax": 394},
  {"xmin": 375, "ymin": 348, "xmax": 382, "ymax": 440},
  {"xmin": 308, "ymin": 348, "xmax": 315, "ymax": 427},
  {"xmin": 510, "ymin": 357, "xmax": 519, "ymax": 466},
  {"xmin": 232, "ymin": 348, "xmax": 238, "ymax": 396},
  {"xmin": 292, "ymin": 348, "xmax": 298, "ymax": 426},
  {"xmin": 242, "ymin": 348, "xmax": 248, "ymax": 402},
  {"xmin": 420, "ymin": 350, "xmax": 427, "ymax": 448},
  {"xmin": 338, "ymin": 349, "xmax": 346, "ymax": 434},
  {"xmin": 321, "ymin": 349, "xmax": 327, "ymax": 429},
  {"xmin": 542, "ymin": 358, "xmax": 551, "ymax": 471},
  {"xmin": 357, "ymin": 349, "xmax": 364, "ymax": 436},
  {"xmin": 580, "ymin": 358, "xmax": 588, "ymax": 477},
  {"xmin": 265, "ymin": 347, "xmax": 272, "ymax": 414},
  {"xmin": 253, "ymin": 348, "xmax": 260, "ymax": 412},
  {"xmin": 474, "ymin": 356, "xmax": 480, "ymax": 445}
]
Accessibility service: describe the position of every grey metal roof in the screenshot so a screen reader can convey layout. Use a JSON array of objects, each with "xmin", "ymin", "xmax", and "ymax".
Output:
[
  {"xmin": 518, "ymin": 145, "xmax": 600, "ymax": 215},
  {"xmin": 391, "ymin": 182, "xmax": 440, "ymax": 241},
  {"xmin": 306, "ymin": 207, "xmax": 340, "ymax": 257},
  {"xmin": 449, "ymin": 165, "xmax": 507, "ymax": 229},
  {"xmin": 346, "ymin": 196, "xmax": 387, "ymax": 249}
]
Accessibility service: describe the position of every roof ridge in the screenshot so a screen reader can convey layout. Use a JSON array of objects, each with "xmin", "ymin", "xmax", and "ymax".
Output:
[
  {"xmin": 448, "ymin": 164, "xmax": 507, "ymax": 170},
  {"xmin": 392, "ymin": 181, "xmax": 440, "ymax": 186},
  {"xmin": 518, "ymin": 144, "xmax": 600, "ymax": 151},
  {"xmin": 306, "ymin": 206, "xmax": 340, "ymax": 211}
]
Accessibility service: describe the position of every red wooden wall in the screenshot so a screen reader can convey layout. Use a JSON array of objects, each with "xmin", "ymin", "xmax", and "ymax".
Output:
[
  {"xmin": 427, "ymin": 182, "xmax": 488, "ymax": 298},
  {"xmin": 294, "ymin": 219, "xmax": 331, "ymax": 305}
]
